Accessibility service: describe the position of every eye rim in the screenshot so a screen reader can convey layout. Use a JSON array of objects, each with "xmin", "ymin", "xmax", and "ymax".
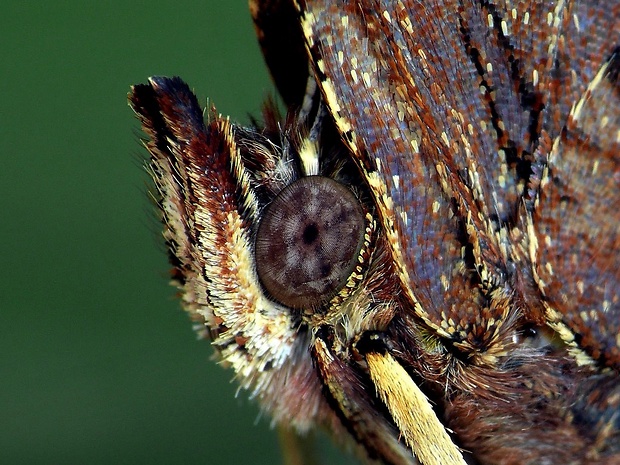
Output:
[{"xmin": 254, "ymin": 175, "xmax": 367, "ymax": 309}]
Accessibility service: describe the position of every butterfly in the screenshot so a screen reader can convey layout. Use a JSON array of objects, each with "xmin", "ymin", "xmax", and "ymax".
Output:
[{"xmin": 129, "ymin": 1, "xmax": 620, "ymax": 464}]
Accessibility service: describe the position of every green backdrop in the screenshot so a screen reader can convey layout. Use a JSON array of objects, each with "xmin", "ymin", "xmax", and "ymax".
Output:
[{"xmin": 1, "ymin": 2, "xmax": 357, "ymax": 464}]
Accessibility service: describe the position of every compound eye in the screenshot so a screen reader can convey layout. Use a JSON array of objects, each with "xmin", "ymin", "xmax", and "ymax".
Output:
[{"xmin": 255, "ymin": 176, "xmax": 365, "ymax": 309}]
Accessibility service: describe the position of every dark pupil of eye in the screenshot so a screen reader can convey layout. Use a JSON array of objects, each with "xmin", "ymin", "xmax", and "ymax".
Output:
[
  {"xmin": 255, "ymin": 175, "xmax": 365, "ymax": 309},
  {"xmin": 302, "ymin": 223, "xmax": 319, "ymax": 244}
]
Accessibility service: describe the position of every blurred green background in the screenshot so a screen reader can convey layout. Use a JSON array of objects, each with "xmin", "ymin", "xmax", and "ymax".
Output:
[{"xmin": 1, "ymin": 2, "xmax": 357, "ymax": 464}]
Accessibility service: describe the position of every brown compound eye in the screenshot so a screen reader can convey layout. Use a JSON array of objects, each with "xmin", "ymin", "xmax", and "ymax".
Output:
[{"xmin": 255, "ymin": 176, "xmax": 366, "ymax": 309}]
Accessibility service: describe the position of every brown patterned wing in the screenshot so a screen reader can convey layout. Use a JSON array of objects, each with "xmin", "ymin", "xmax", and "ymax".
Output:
[
  {"xmin": 531, "ymin": 48, "xmax": 620, "ymax": 369},
  {"xmin": 296, "ymin": 0, "xmax": 620, "ymax": 363}
]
